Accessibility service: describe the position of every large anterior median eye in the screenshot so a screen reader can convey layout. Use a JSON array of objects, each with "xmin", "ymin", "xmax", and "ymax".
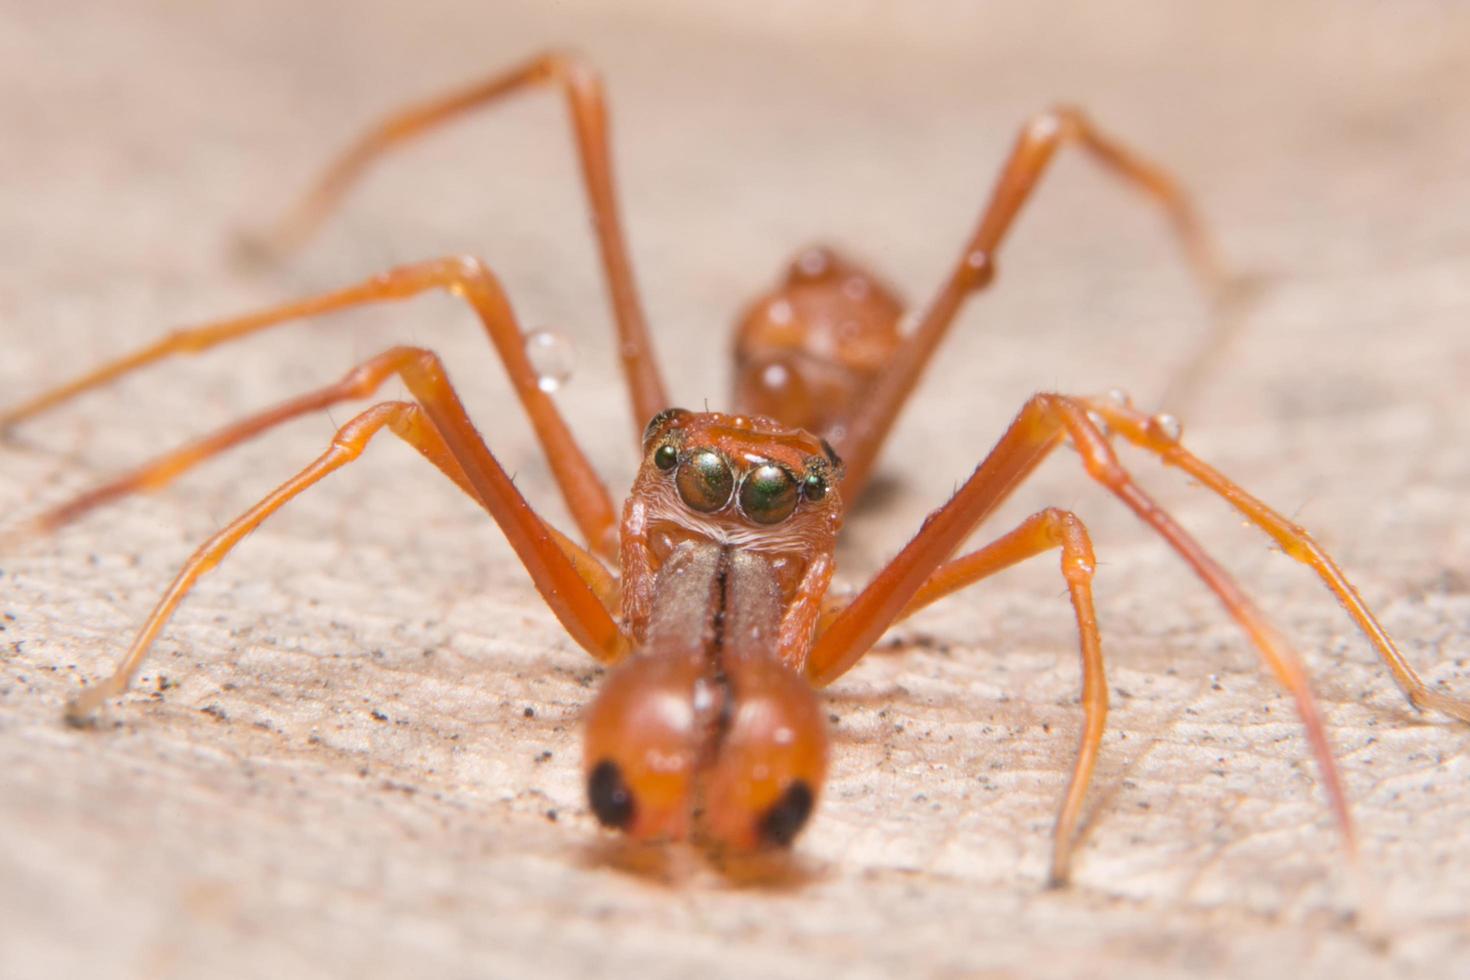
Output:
[
  {"xmin": 676, "ymin": 450, "xmax": 735, "ymax": 512},
  {"xmin": 739, "ymin": 463, "xmax": 799, "ymax": 524}
]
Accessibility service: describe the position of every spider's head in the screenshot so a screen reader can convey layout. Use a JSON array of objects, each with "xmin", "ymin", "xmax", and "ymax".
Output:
[
  {"xmin": 732, "ymin": 245, "xmax": 905, "ymax": 439},
  {"xmin": 631, "ymin": 407, "xmax": 843, "ymax": 554}
]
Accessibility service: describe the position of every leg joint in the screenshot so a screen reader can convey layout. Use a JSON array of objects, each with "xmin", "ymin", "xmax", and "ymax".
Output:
[{"xmin": 1038, "ymin": 507, "xmax": 1097, "ymax": 584}]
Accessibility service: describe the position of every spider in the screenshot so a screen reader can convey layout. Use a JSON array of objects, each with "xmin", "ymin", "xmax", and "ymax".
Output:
[{"xmin": 5, "ymin": 51, "xmax": 1466, "ymax": 885}]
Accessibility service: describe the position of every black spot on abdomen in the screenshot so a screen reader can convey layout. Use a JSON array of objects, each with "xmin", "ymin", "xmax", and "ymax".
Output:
[
  {"xmin": 588, "ymin": 759, "xmax": 635, "ymax": 830},
  {"xmin": 758, "ymin": 780, "xmax": 814, "ymax": 847}
]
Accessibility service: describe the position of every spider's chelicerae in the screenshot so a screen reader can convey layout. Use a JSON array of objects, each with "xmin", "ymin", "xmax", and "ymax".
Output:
[{"xmin": 7, "ymin": 52, "xmax": 1466, "ymax": 885}]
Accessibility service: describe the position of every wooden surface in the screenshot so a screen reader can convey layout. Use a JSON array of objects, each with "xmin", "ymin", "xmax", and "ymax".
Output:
[{"xmin": 3, "ymin": 1, "xmax": 1470, "ymax": 977}]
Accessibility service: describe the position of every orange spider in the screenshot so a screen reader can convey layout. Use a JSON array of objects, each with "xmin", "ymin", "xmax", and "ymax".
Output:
[{"xmin": 6, "ymin": 52, "xmax": 1465, "ymax": 885}]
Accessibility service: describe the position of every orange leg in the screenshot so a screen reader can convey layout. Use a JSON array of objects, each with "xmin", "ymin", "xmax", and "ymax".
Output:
[
  {"xmin": 0, "ymin": 256, "xmax": 621, "ymax": 559},
  {"xmin": 64, "ymin": 347, "xmax": 628, "ymax": 725},
  {"xmin": 22, "ymin": 347, "xmax": 436, "ymax": 534},
  {"xmin": 837, "ymin": 107, "xmax": 1228, "ymax": 499},
  {"xmin": 804, "ymin": 392, "xmax": 1447, "ymax": 874},
  {"xmin": 1082, "ymin": 394, "xmax": 1470, "ymax": 723},
  {"xmin": 245, "ymin": 51, "xmax": 667, "ymax": 430},
  {"xmin": 883, "ymin": 507, "xmax": 1106, "ymax": 885},
  {"xmin": 18, "ymin": 347, "xmax": 619, "ymax": 609}
]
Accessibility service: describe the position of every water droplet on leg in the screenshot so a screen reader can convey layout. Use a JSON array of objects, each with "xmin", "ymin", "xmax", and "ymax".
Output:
[{"xmin": 1149, "ymin": 412, "xmax": 1183, "ymax": 443}]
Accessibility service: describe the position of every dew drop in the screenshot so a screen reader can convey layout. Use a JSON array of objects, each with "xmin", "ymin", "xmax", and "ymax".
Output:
[
  {"xmin": 1150, "ymin": 412, "xmax": 1183, "ymax": 442},
  {"xmin": 1104, "ymin": 388, "xmax": 1133, "ymax": 408},
  {"xmin": 525, "ymin": 327, "xmax": 575, "ymax": 392}
]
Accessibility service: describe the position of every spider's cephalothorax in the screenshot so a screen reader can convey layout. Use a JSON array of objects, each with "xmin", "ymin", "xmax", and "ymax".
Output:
[{"xmin": 582, "ymin": 410, "xmax": 842, "ymax": 849}]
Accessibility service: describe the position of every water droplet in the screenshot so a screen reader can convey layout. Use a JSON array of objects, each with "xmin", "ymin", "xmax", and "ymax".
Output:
[
  {"xmin": 1105, "ymin": 388, "xmax": 1132, "ymax": 408},
  {"xmin": 525, "ymin": 328, "xmax": 575, "ymax": 392},
  {"xmin": 1086, "ymin": 409, "xmax": 1112, "ymax": 437},
  {"xmin": 1150, "ymin": 412, "xmax": 1183, "ymax": 442}
]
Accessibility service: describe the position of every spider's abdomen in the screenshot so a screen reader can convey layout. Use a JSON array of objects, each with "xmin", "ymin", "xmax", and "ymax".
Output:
[{"xmin": 732, "ymin": 246, "xmax": 905, "ymax": 443}]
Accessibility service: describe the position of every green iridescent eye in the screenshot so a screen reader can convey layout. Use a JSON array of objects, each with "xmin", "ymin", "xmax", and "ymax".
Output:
[
  {"xmin": 676, "ymin": 450, "xmax": 734, "ymax": 513},
  {"xmin": 802, "ymin": 473, "xmax": 827, "ymax": 501},
  {"xmin": 739, "ymin": 464, "xmax": 799, "ymax": 525},
  {"xmin": 653, "ymin": 444, "xmax": 679, "ymax": 471}
]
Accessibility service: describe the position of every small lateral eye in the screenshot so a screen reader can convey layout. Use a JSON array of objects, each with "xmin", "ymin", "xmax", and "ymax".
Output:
[
  {"xmin": 642, "ymin": 407, "xmax": 689, "ymax": 451},
  {"xmin": 676, "ymin": 450, "xmax": 735, "ymax": 512},
  {"xmin": 653, "ymin": 444, "xmax": 679, "ymax": 471},
  {"xmin": 802, "ymin": 473, "xmax": 827, "ymax": 502},
  {"xmin": 739, "ymin": 464, "xmax": 799, "ymax": 525},
  {"xmin": 819, "ymin": 438, "xmax": 841, "ymax": 470}
]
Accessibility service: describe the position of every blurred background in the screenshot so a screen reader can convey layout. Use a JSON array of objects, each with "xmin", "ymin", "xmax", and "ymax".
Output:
[{"xmin": 2, "ymin": 2, "xmax": 1469, "ymax": 977}]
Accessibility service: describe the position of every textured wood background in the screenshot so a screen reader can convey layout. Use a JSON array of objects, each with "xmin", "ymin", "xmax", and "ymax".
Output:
[{"xmin": 3, "ymin": 1, "xmax": 1469, "ymax": 977}]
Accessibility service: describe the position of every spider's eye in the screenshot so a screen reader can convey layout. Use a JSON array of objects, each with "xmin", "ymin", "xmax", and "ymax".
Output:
[
  {"xmin": 676, "ymin": 450, "xmax": 734, "ymax": 512},
  {"xmin": 802, "ymin": 473, "xmax": 828, "ymax": 502},
  {"xmin": 642, "ymin": 407, "xmax": 690, "ymax": 451},
  {"xmin": 653, "ymin": 444, "xmax": 679, "ymax": 471},
  {"xmin": 739, "ymin": 464, "xmax": 799, "ymax": 525}
]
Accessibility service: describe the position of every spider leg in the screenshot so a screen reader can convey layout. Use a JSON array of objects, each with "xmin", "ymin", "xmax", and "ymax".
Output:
[
  {"xmin": 870, "ymin": 507, "xmax": 1107, "ymax": 886},
  {"xmin": 1084, "ymin": 394, "xmax": 1470, "ymax": 722},
  {"xmin": 20, "ymin": 347, "xmax": 613, "ymax": 605},
  {"xmin": 63, "ymin": 347, "xmax": 627, "ymax": 726},
  {"xmin": 1, "ymin": 256, "xmax": 621, "ymax": 559},
  {"xmin": 838, "ymin": 107, "xmax": 1229, "ymax": 499},
  {"xmin": 245, "ymin": 51, "xmax": 667, "ymax": 428},
  {"xmin": 808, "ymin": 392, "xmax": 1358, "ymax": 872}
]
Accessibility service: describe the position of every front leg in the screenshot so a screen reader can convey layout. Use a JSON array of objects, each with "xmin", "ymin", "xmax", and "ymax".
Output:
[
  {"xmin": 864, "ymin": 506, "xmax": 1107, "ymax": 885},
  {"xmin": 0, "ymin": 256, "xmax": 621, "ymax": 559},
  {"xmin": 1084, "ymin": 394, "xmax": 1470, "ymax": 723},
  {"xmin": 65, "ymin": 347, "xmax": 628, "ymax": 725},
  {"xmin": 803, "ymin": 392, "xmax": 1470, "ymax": 880}
]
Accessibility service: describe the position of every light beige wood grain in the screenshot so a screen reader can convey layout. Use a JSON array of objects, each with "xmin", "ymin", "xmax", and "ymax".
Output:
[{"xmin": 3, "ymin": 1, "xmax": 1469, "ymax": 976}]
